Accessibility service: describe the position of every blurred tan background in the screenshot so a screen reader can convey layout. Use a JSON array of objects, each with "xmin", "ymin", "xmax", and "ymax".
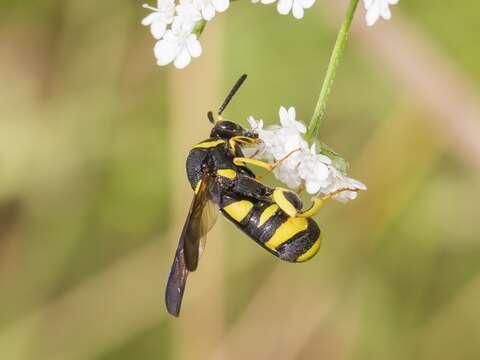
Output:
[{"xmin": 1, "ymin": 0, "xmax": 479, "ymax": 359}]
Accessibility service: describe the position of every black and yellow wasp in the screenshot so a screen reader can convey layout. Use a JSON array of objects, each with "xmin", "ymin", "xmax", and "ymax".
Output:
[{"xmin": 166, "ymin": 74, "xmax": 356, "ymax": 317}]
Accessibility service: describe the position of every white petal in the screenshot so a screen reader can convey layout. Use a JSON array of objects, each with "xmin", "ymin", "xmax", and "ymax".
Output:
[
  {"xmin": 366, "ymin": 4, "xmax": 380, "ymax": 26},
  {"xmin": 380, "ymin": 2, "xmax": 392, "ymax": 20},
  {"xmin": 287, "ymin": 106, "xmax": 296, "ymax": 121},
  {"xmin": 277, "ymin": 0, "xmax": 293, "ymax": 15},
  {"xmin": 154, "ymin": 39, "xmax": 179, "ymax": 65},
  {"xmin": 142, "ymin": 13, "xmax": 158, "ymax": 26},
  {"xmin": 151, "ymin": 20, "xmax": 167, "ymax": 39},
  {"xmin": 202, "ymin": 4, "xmax": 216, "ymax": 21},
  {"xmin": 292, "ymin": 2, "xmax": 305, "ymax": 19},
  {"xmin": 348, "ymin": 178, "xmax": 367, "ymax": 190},
  {"xmin": 186, "ymin": 35, "xmax": 202, "ymax": 57},
  {"xmin": 247, "ymin": 116, "xmax": 258, "ymax": 128},
  {"xmin": 313, "ymin": 163, "xmax": 329, "ymax": 180},
  {"xmin": 174, "ymin": 47, "xmax": 192, "ymax": 69},
  {"xmin": 296, "ymin": 121, "xmax": 306, "ymax": 133},
  {"xmin": 262, "ymin": 0, "xmax": 277, "ymax": 3},
  {"xmin": 213, "ymin": 0, "xmax": 230, "ymax": 12},
  {"xmin": 306, "ymin": 180, "xmax": 321, "ymax": 194},
  {"xmin": 316, "ymin": 153, "xmax": 332, "ymax": 165},
  {"xmin": 333, "ymin": 191, "xmax": 356, "ymax": 203},
  {"xmin": 279, "ymin": 106, "xmax": 288, "ymax": 126}
]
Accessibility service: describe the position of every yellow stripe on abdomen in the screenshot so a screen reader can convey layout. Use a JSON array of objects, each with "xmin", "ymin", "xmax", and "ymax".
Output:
[
  {"xmin": 296, "ymin": 237, "xmax": 321, "ymax": 262},
  {"xmin": 265, "ymin": 217, "xmax": 308, "ymax": 250},
  {"xmin": 223, "ymin": 200, "xmax": 253, "ymax": 223},
  {"xmin": 258, "ymin": 204, "xmax": 279, "ymax": 227}
]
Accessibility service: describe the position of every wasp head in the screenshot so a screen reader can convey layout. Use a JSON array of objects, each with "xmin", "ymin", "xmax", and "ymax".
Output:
[{"xmin": 210, "ymin": 120, "xmax": 258, "ymax": 141}]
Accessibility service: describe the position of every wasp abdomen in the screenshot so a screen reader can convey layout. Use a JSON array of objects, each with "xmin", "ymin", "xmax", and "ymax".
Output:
[{"xmin": 221, "ymin": 196, "xmax": 321, "ymax": 263}]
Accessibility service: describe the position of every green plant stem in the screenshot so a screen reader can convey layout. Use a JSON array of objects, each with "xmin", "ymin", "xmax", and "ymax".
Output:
[
  {"xmin": 193, "ymin": 0, "xmax": 240, "ymax": 37},
  {"xmin": 306, "ymin": 0, "xmax": 359, "ymax": 140},
  {"xmin": 193, "ymin": 20, "xmax": 207, "ymax": 36}
]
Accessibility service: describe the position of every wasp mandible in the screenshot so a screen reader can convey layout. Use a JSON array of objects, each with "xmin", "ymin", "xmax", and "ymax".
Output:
[{"xmin": 165, "ymin": 74, "xmax": 356, "ymax": 317}]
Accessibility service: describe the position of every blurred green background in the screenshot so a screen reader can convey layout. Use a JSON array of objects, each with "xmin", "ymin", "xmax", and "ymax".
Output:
[{"xmin": 1, "ymin": 1, "xmax": 479, "ymax": 359}]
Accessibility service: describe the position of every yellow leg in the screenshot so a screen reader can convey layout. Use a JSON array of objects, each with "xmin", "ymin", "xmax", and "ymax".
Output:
[
  {"xmin": 298, "ymin": 188, "xmax": 358, "ymax": 218},
  {"xmin": 256, "ymin": 148, "xmax": 301, "ymax": 180},
  {"xmin": 248, "ymin": 149, "xmax": 260, "ymax": 159},
  {"xmin": 296, "ymin": 183, "xmax": 305, "ymax": 195},
  {"xmin": 229, "ymin": 136, "xmax": 259, "ymax": 151},
  {"xmin": 233, "ymin": 157, "xmax": 273, "ymax": 172}
]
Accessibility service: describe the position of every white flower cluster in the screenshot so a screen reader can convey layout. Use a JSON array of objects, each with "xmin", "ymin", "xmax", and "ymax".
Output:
[
  {"xmin": 363, "ymin": 0, "xmax": 399, "ymax": 26},
  {"xmin": 251, "ymin": 0, "xmax": 316, "ymax": 20},
  {"xmin": 142, "ymin": 0, "xmax": 318, "ymax": 69},
  {"xmin": 142, "ymin": 0, "xmax": 217, "ymax": 69},
  {"xmin": 247, "ymin": 106, "xmax": 366, "ymax": 202}
]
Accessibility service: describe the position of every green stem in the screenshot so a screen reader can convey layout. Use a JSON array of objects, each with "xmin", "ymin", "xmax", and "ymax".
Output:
[
  {"xmin": 306, "ymin": 0, "xmax": 359, "ymax": 140},
  {"xmin": 193, "ymin": 20, "xmax": 207, "ymax": 37},
  {"xmin": 193, "ymin": 0, "xmax": 241, "ymax": 37}
]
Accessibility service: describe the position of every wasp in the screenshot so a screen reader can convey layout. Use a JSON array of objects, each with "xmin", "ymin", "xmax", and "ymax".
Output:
[{"xmin": 166, "ymin": 74, "xmax": 356, "ymax": 317}]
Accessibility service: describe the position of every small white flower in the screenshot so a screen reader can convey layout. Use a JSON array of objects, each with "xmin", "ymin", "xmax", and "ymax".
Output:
[
  {"xmin": 279, "ymin": 106, "xmax": 307, "ymax": 133},
  {"xmin": 175, "ymin": 0, "xmax": 203, "ymax": 30},
  {"xmin": 363, "ymin": 0, "xmax": 399, "ymax": 26},
  {"xmin": 274, "ymin": 156, "xmax": 303, "ymax": 189},
  {"xmin": 154, "ymin": 21, "xmax": 202, "ymax": 69},
  {"xmin": 261, "ymin": 107, "xmax": 308, "ymax": 163},
  {"xmin": 247, "ymin": 116, "xmax": 264, "ymax": 132},
  {"xmin": 277, "ymin": 0, "xmax": 316, "ymax": 19},
  {"xmin": 142, "ymin": 0, "xmax": 175, "ymax": 40},
  {"xmin": 319, "ymin": 166, "xmax": 367, "ymax": 202},
  {"xmin": 297, "ymin": 144, "xmax": 331, "ymax": 194},
  {"xmin": 193, "ymin": 0, "xmax": 230, "ymax": 21}
]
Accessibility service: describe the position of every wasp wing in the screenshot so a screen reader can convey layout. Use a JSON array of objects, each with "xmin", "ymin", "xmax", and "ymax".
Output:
[
  {"xmin": 182, "ymin": 177, "xmax": 218, "ymax": 272},
  {"xmin": 165, "ymin": 239, "xmax": 188, "ymax": 317},
  {"xmin": 165, "ymin": 175, "xmax": 218, "ymax": 317}
]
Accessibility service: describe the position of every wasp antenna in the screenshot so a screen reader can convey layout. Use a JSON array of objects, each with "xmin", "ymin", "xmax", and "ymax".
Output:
[
  {"xmin": 207, "ymin": 111, "xmax": 215, "ymax": 124},
  {"xmin": 218, "ymin": 74, "xmax": 247, "ymax": 116}
]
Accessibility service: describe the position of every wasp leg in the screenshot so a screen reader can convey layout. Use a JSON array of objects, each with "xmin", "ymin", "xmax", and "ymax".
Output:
[
  {"xmin": 229, "ymin": 136, "xmax": 259, "ymax": 152},
  {"xmin": 233, "ymin": 149, "xmax": 301, "ymax": 180},
  {"xmin": 233, "ymin": 157, "xmax": 274, "ymax": 173},
  {"xmin": 296, "ymin": 183, "xmax": 305, "ymax": 195},
  {"xmin": 298, "ymin": 188, "xmax": 359, "ymax": 218},
  {"xmin": 256, "ymin": 148, "xmax": 302, "ymax": 180},
  {"xmin": 247, "ymin": 149, "xmax": 260, "ymax": 159}
]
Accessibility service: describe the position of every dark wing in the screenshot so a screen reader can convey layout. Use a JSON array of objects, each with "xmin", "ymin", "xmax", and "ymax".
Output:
[
  {"xmin": 165, "ymin": 175, "xmax": 218, "ymax": 317},
  {"xmin": 165, "ymin": 239, "xmax": 188, "ymax": 317},
  {"xmin": 183, "ymin": 176, "xmax": 218, "ymax": 271}
]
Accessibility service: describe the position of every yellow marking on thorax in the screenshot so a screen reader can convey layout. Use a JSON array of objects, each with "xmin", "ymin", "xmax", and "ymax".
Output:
[
  {"xmin": 296, "ymin": 237, "xmax": 321, "ymax": 262},
  {"xmin": 265, "ymin": 217, "xmax": 308, "ymax": 250},
  {"xmin": 258, "ymin": 204, "xmax": 279, "ymax": 227},
  {"xmin": 273, "ymin": 188, "xmax": 298, "ymax": 217},
  {"xmin": 223, "ymin": 200, "xmax": 253, "ymax": 223},
  {"xmin": 217, "ymin": 169, "xmax": 237, "ymax": 179},
  {"xmin": 194, "ymin": 180, "xmax": 202, "ymax": 194},
  {"xmin": 192, "ymin": 139, "xmax": 225, "ymax": 149}
]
